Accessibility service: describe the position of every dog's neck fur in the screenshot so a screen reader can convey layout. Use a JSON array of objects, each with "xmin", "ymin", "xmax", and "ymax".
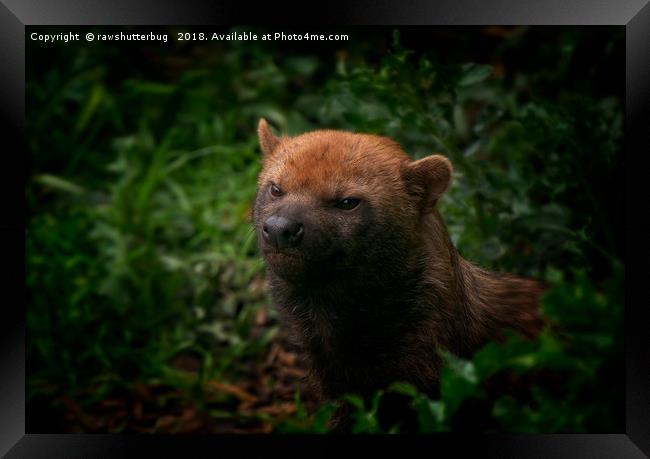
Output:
[{"xmin": 421, "ymin": 210, "xmax": 545, "ymax": 350}]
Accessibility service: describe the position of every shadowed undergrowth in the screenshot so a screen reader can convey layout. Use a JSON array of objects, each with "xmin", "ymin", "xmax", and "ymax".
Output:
[{"xmin": 27, "ymin": 26, "xmax": 624, "ymax": 433}]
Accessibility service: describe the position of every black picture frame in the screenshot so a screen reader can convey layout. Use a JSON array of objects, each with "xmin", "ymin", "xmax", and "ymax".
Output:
[{"xmin": 2, "ymin": 1, "xmax": 649, "ymax": 457}]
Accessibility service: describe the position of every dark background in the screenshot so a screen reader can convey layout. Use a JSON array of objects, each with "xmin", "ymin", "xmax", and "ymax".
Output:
[{"xmin": 26, "ymin": 26, "xmax": 625, "ymax": 433}]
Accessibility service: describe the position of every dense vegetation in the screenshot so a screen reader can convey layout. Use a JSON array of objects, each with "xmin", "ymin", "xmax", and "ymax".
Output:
[{"xmin": 27, "ymin": 26, "xmax": 624, "ymax": 433}]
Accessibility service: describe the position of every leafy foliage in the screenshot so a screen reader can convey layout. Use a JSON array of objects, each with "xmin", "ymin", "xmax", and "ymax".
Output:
[{"xmin": 27, "ymin": 26, "xmax": 624, "ymax": 433}]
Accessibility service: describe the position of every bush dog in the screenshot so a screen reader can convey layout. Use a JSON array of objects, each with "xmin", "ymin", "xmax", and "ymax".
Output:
[{"xmin": 252, "ymin": 119, "xmax": 545, "ymax": 429}]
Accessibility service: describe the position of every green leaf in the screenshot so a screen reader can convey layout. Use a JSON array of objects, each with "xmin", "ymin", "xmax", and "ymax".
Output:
[
  {"xmin": 458, "ymin": 64, "xmax": 492, "ymax": 86},
  {"xmin": 74, "ymin": 83, "xmax": 105, "ymax": 135},
  {"xmin": 439, "ymin": 351, "xmax": 481, "ymax": 415},
  {"xmin": 413, "ymin": 398, "xmax": 446, "ymax": 432},
  {"xmin": 388, "ymin": 381, "xmax": 419, "ymax": 398},
  {"xmin": 35, "ymin": 174, "xmax": 85, "ymax": 195}
]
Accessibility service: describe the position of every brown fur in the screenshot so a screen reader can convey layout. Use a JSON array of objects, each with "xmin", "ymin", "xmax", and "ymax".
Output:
[{"xmin": 252, "ymin": 119, "xmax": 545, "ymax": 425}]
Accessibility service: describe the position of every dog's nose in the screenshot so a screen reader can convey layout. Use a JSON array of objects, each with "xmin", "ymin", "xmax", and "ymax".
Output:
[{"xmin": 262, "ymin": 216, "xmax": 304, "ymax": 249}]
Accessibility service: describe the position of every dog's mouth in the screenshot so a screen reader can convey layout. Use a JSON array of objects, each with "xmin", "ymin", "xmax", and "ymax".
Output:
[
  {"xmin": 260, "ymin": 243, "xmax": 303, "ymax": 264},
  {"xmin": 260, "ymin": 248, "xmax": 308, "ymax": 282},
  {"xmin": 264, "ymin": 246, "xmax": 351, "ymax": 276},
  {"xmin": 263, "ymin": 248, "xmax": 300, "ymax": 260},
  {"xmin": 259, "ymin": 236, "xmax": 300, "ymax": 255},
  {"xmin": 257, "ymin": 228, "xmax": 351, "ymax": 278}
]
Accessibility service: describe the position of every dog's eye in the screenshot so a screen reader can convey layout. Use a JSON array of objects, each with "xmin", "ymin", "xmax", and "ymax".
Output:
[
  {"xmin": 269, "ymin": 183, "xmax": 283, "ymax": 197},
  {"xmin": 335, "ymin": 198, "xmax": 360, "ymax": 210}
]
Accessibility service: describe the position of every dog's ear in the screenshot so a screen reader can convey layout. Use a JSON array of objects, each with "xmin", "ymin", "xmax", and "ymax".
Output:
[
  {"xmin": 258, "ymin": 118, "xmax": 282, "ymax": 157},
  {"xmin": 402, "ymin": 154, "xmax": 453, "ymax": 211}
]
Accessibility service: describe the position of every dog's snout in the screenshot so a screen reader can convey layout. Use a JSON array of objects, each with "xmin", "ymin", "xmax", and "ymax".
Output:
[{"xmin": 262, "ymin": 215, "xmax": 304, "ymax": 249}]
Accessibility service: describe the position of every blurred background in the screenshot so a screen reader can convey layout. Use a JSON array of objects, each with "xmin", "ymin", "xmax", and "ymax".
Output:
[{"xmin": 27, "ymin": 26, "xmax": 624, "ymax": 433}]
